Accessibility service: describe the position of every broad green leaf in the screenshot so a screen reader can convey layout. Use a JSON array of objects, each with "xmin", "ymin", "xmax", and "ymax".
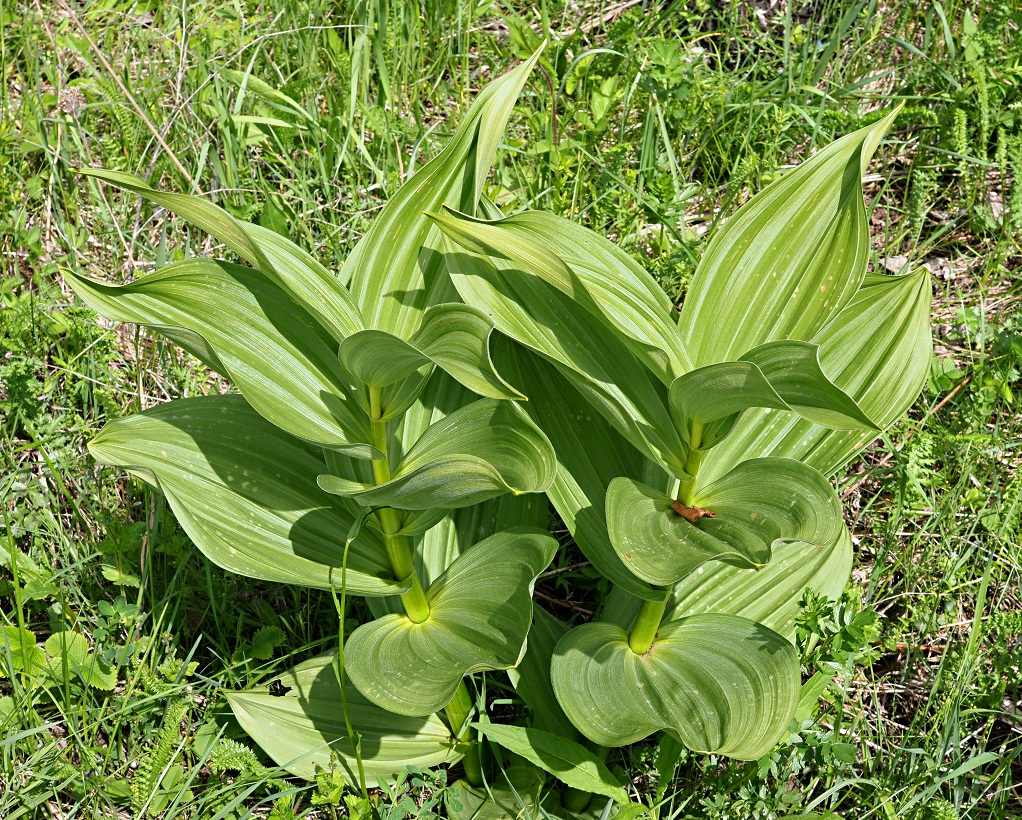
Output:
[
  {"xmin": 66, "ymin": 261, "xmax": 376, "ymax": 458},
  {"xmin": 318, "ymin": 399, "xmax": 556, "ymax": 510},
  {"xmin": 88, "ymin": 395, "xmax": 403, "ymax": 596},
  {"xmin": 670, "ymin": 340, "xmax": 876, "ymax": 451},
  {"xmin": 445, "ymin": 236, "xmax": 688, "ymax": 477},
  {"xmin": 337, "ymin": 305, "xmax": 525, "ymax": 402},
  {"xmin": 362, "ymin": 373, "xmax": 549, "ymax": 619},
  {"xmin": 700, "ymin": 268, "xmax": 933, "ymax": 483},
  {"xmin": 740, "ymin": 341, "xmax": 875, "ymax": 429},
  {"xmin": 495, "ymin": 343, "xmax": 663, "ymax": 601},
  {"xmin": 343, "ymin": 47, "xmax": 542, "ymax": 338},
  {"xmin": 44, "ymin": 632, "xmax": 87, "ymax": 667},
  {"xmin": 364, "ymin": 491, "xmax": 551, "ymax": 622},
  {"xmin": 606, "ymin": 479, "xmax": 760, "ymax": 586},
  {"xmin": 507, "ymin": 607, "xmax": 578, "ymax": 738},
  {"xmin": 344, "ymin": 529, "xmax": 557, "ymax": 716},
  {"xmin": 608, "ymin": 458, "xmax": 843, "ymax": 588},
  {"xmin": 550, "ymin": 615, "xmax": 799, "ymax": 757},
  {"xmin": 473, "ymin": 723, "xmax": 627, "ymax": 803},
  {"xmin": 666, "ymin": 526, "xmax": 854, "ymax": 640},
  {"xmin": 600, "ymin": 529, "xmax": 853, "ymax": 643},
  {"xmin": 431, "ymin": 207, "xmax": 689, "ymax": 383},
  {"xmin": 77, "ymin": 168, "xmax": 363, "ymax": 341},
  {"xmin": 226, "ymin": 653, "xmax": 458, "ymax": 782},
  {"xmin": 679, "ymin": 110, "xmax": 899, "ymax": 367},
  {"xmin": 338, "ymin": 329, "xmax": 434, "ymax": 388},
  {"xmin": 411, "ymin": 304, "xmax": 526, "ymax": 400},
  {"xmin": 418, "ymin": 496, "xmax": 549, "ymax": 589}
]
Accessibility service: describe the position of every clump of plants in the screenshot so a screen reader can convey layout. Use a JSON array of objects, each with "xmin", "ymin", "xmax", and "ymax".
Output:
[{"xmin": 70, "ymin": 45, "xmax": 931, "ymax": 817}]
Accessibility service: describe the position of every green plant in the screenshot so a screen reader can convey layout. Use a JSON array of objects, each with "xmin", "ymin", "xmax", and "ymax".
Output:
[
  {"xmin": 67, "ymin": 37, "xmax": 939, "ymax": 815},
  {"xmin": 430, "ymin": 106, "xmax": 932, "ymax": 811},
  {"xmin": 67, "ymin": 49, "xmax": 567, "ymax": 793}
]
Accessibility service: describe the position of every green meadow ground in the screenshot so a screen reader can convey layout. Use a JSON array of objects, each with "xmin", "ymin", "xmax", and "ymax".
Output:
[{"xmin": 2, "ymin": 0, "xmax": 1021, "ymax": 817}]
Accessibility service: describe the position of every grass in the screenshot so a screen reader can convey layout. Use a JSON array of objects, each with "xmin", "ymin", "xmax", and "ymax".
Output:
[{"xmin": 1, "ymin": 0, "xmax": 1021, "ymax": 816}]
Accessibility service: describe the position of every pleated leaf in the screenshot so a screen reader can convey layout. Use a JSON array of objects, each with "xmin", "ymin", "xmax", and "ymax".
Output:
[
  {"xmin": 670, "ymin": 340, "xmax": 876, "ymax": 450},
  {"xmin": 600, "ymin": 529, "xmax": 853, "ymax": 643},
  {"xmin": 550, "ymin": 616, "xmax": 799, "ymax": 757},
  {"xmin": 77, "ymin": 167, "xmax": 363, "ymax": 342},
  {"xmin": 344, "ymin": 529, "xmax": 557, "ymax": 716},
  {"xmin": 679, "ymin": 109, "xmax": 899, "ymax": 367},
  {"xmin": 444, "ymin": 235, "xmax": 688, "ymax": 477},
  {"xmin": 607, "ymin": 458, "xmax": 842, "ymax": 587},
  {"xmin": 495, "ymin": 343, "xmax": 663, "ymax": 601},
  {"xmin": 337, "ymin": 305, "xmax": 525, "ymax": 401},
  {"xmin": 431, "ymin": 207, "xmax": 689, "ymax": 383},
  {"xmin": 343, "ymin": 47, "xmax": 542, "ymax": 339},
  {"xmin": 88, "ymin": 395, "xmax": 402, "ymax": 595},
  {"xmin": 606, "ymin": 479, "xmax": 760, "ymax": 585},
  {"xmin": 226, "ymin": 653, "xmax": 458, "ymax": 782},
  {"xmin": 411, "ymin": 303, "xmax": 526, "ymax": 400},
  {"xmin": 339, "ymin": 329, "xmax": 432, "ymax": 387},
  {"xmin": 700, "ymin": 267, "xmax": 932, "ymax": 484},
  {"xmin": 318, "ymin": 399, "xmax": 556, "ymax": 510},
  {"xmin": 66, "ymin": 261, "xmax": 375, "ymax": 458},
  {"xmin": 354, "ymin": 371, "xmax": 549, "ymax": 621},
  {"xmin": 667, "ymin": 527, "xmax": 854, "ymax": 641}
]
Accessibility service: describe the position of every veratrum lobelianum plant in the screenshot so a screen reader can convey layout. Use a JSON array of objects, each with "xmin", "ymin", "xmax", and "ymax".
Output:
[
  {"xmin": 429, "ymin": 105, "xmax": 932, "ymax": 808},
  {"xmin": 68, "ymin": 41, "xmax": 933, "ymax": 817}
]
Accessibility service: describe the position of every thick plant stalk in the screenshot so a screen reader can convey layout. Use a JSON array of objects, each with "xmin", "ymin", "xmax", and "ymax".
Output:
[
  {"xmin": 677, "ymin": 420, "xmax": 704, "ymax": 506},
  {"xmin": 369, "ymin": 386, "xmax": 483, "ymax": 784},
  {"xmin": 628, "ymin": 587, "xmax": 671, "ymax": 654},
  {"xmin": 444, "ymin": 681, "xmax": 483, "ymax": 786},
  {"xmin": 369, "ymin": 386, "xmax": 430, "ymax": 623}
]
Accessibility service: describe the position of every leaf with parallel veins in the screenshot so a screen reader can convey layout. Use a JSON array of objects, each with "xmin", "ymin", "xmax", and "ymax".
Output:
[
  {"xmin": 550, "ymin": 615, "xmax": 800, "ymax": 757},
  {"xmin": 343, "ymin": 47, "xmax": 543, "ymax": 339},
  {"xmin": 227, "ymin": 653, "xmax": 459, "ymax": 782},
  {"xmin": 88, "ymin": 395, "xmax": 402, "ymax": 596},
  {"xmin": 337, "ymin": 305, "xmax": 525, "ymax": 408},
  {"xmin": 318, "ymin": 399, "xmax": 556, "ymax": 510},
  {"xmin": 344, "ymin": 529, "xmax": 557, "ymax": 716},
  {"xmin": 700, "ymin": 268, "xmax": 933, "ymax": 484},
  {"xmin": 76, "ymin": 167, "xmax": 364, "ymax": 343},
  {"xmin": 669, "ymin": 340, "xmax": 877, "ymax": 452},
  {"xmin": 607, "ymin": 458, "xmax": 843, "ymax": 587},
  {"xmin": 679, "ymin": 109, "xmax": 901, "ymax": 367},
  {"xmin": 65, "ymin": 261, "xmax": 376, "ymax": 458},
  {"xmin": 430, "ymin": 206, "xmax": 689, "ymax": 383},
  {"xmin": 600, "ymin": 529, "xmax": 853, "ymax": 643}
]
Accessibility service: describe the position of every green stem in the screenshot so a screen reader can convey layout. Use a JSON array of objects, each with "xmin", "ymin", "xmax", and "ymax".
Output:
[
  {"xmin": 444, "ymin": 680, "xmax": 483, "ymax": 786},
  {"xmin": 366, "ymin": 389, "xmax": 479, "ymax": 784},
  {"xmin": 369, "ymin": 387, "xmax": 430, "ymax": 624},
  {"xmin": 677, "ymin": 420, "xmax": 705, "ymax": 506},
  {"xmin": 628, "ymin": 587, "xmax": 671, "ymax": 655}
]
